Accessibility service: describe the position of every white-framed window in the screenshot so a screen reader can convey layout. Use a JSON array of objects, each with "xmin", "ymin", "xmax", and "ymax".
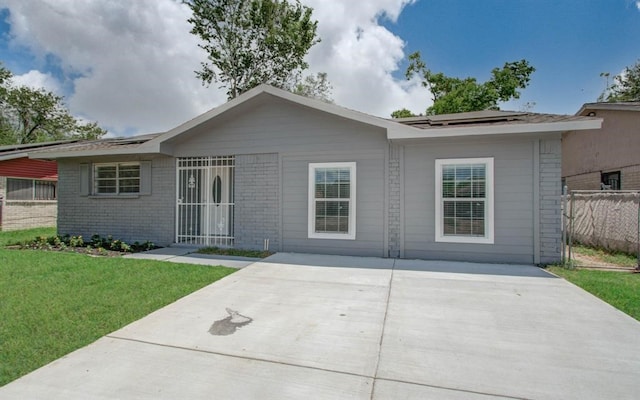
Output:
[
  {"xmin": 435, "ymin": 158, "xmax": 494, "ymax": 244},
  {"xmin": 308, "ymin": 162, "xmax": 356, "ymax": 240},
  {"xmin": 94, "ymin": 163, "xmax": 140, "ymax": 194},
  {"xmin": 6, "ymin": 178, "xmax": 56, "ymax": 200}
]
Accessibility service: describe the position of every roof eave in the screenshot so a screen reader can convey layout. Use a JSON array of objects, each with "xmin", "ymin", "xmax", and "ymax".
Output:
[
  {"xmin": 29, "ymin": 145, "xmax": 160, "ymax": 160},
  {"xmin": 577, "ymin": 102, "xmax": 640, "ymax": 115},
  {"xmin": 388, "ymin": 119, "xmax": 603, "ymax": 140}
]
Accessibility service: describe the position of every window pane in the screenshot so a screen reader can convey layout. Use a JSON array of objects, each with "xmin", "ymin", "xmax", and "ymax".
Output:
[
  {"xmin": 472, "ymin": 164, "xmax": 485, "ymax": 179},
  {"xmin": 97, "ymin": 181, "xmax": 117, "ymax": 193},
  {"xmin": 455, "ymin": 181, "xmax": 472, "ymax": 198},
  {"xmin": 96, "ymin": 166, "xmax": 116, "ymax": 179},
  {"xmin": 326, "ymin": 169, "xmax": 338, "ymax": 183},
  {"xmin": 34, "ymin": 180, "xmax": 56, "ymax": 200},
  {"xmin": 315, "ymin": 183, "xmax": 325, "ymax": 199},
  {"xmin": 119, "ymin": 165, "xmax": 140, "ymax": 178},
  {"xmin": 326, "ymin": 183, "xmax": 339, "ymax": 198},
  {"xmin": 472, "ymin": 180, "xmax": 485, "ymax": 198},
  {"xmin": 443, "ymin": 201, "xmax": 455, "ymax": 218},
  {"xmin": 315, "ymin": 169, "xmax": 325, "ymax": 184},
  {"xmin": 455, "ymin": 166, "xmax": 471, "ymax": 181},
  {"xmin": 443, "ymin": 217, "xmax": 455, "ymax": 235},
  {"xmin": 6, "ymin": 178, "xmax": 33, "ymax": 200},
  {"xmin": 339, "ymin": 183, "xmax": 350, "ymax": 198},
  {"xmin": 442, "ymin": 166, "xmax": 455, "ymax": 181},
  {"xmin": 442, "ymin": 181, "xmax": 455, "ymax": 198}
]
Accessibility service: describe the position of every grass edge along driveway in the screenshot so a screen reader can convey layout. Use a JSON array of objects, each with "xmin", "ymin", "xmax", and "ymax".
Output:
[
  {"xmin": 547, "ymin": 266, "xmax": 640, "ymax": 321},
  {"xmin": 0, "ymin": 228, "xmax": 236, "ymax": 387}
]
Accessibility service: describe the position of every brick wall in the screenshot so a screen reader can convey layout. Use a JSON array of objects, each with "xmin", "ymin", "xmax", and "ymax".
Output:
[
  {"xmin": 234, "ymin": 153, "xmax": 280, "ymax": 251},
  {"xmin": 57, "ymin": 156, "xmax": 175, "ymax": 246},
  {"xmin": 387, "ymin": 144, "xmax": 401, "ymax": 258},
  {"xmin": 539, "ymin": 138, "xmax": 562, "ymax": 264},
  {"xmin": 2, "ymin": 201, "xmax": 57, "ymax": 231}
]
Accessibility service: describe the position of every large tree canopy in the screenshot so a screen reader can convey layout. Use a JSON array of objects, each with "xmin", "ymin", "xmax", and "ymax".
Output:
[
  {"xmin": 599, "ymin": 60, "xmax": 640, "ymax": 102},
  {"xmin": 393, "ymin": 52, "xmax": 535, "ymax": 116},
  {"xmin": 186, "ymin": 0, "xmax": 320, "ymax": 100},
  {"xmin": 0, "ymin": 65, "xmax": 106, "ymax": 145}
]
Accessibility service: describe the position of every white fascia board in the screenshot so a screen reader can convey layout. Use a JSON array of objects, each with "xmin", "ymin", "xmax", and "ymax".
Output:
[{"xmin": 387, "ymin": 118, "xmax": 602, "ymax": 140}]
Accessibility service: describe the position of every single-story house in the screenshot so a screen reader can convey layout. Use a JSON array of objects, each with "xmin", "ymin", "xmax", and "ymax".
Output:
[
  {"xmin": 0, "ymin": 140, "xmax": 79, "ymax": 231},
  {"xmin": 563, "ymin": 102, "xmax": 640, "ymax": 190},
  {"xmin": 32, "ymin": 85, "xmax": 601, "ymax": 264}
]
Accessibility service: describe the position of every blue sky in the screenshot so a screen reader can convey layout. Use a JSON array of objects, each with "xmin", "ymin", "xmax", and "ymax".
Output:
[
  {"xmin": 384, "ymin": 0, "xmax": 640, "ymax": 114},
  {"xmin": 0, "ymin": 0, "xmax": 638, "ymax": 135}
]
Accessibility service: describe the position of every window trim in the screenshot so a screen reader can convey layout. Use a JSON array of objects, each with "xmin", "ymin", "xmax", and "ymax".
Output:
[
  {"xmin": 601, "ymin": 170, "xmax": 621, "ymax": 190},
  {"xmin": 93, "ymin": 162, "xmax": 141, "ymax": 195},
  {"xmin": 308, "ymin": 162, "xmax": 356, "ymax": 240},
  {"xmin": 435, "ymin": 157, "xmax": 494, "ymax": 244}
]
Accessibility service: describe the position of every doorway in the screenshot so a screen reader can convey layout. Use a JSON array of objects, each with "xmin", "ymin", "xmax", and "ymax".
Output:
[{"xmin": 176, "ymin": 156, "xmax": 235, "ymax": 246}]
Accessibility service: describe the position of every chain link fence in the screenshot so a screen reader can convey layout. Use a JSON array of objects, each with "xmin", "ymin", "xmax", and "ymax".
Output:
[{"xmin": 562, "ymin": 190, "xmax": 640, "ymax": 270}]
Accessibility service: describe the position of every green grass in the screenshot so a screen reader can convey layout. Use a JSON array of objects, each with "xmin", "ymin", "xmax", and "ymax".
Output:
[
  {"xmin": 0, "ymin": 229, "xmax": 236, "ymax": 387},
  {"xmin": 547, "ymin": 266, "xmax": 640, "ymax": 321},
  {"xmin": 197, "ymin": 246, "xmax": 273, "ymax": 259},
  {"xmin": 573, "ymin": 244, "xmax": 638, "ymax": 267},
  {"xmin": 0, "ymin": 226, "xmax": 57, "ymax": 246}
]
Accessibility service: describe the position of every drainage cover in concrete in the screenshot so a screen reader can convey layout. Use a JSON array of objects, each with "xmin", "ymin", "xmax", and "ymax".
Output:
[{"xmin": 209, "ymin": 308, "xmax": 253, "ymax": 336}]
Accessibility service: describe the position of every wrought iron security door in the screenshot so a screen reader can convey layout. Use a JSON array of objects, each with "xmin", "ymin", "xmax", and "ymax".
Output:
[{"xmin": 176, "ymin": 156, "xmax": 235, "ymax": 246}]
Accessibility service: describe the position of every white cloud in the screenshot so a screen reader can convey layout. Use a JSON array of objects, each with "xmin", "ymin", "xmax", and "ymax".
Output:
[
  {"xmin": 0, "ymin": 0, "xmax": 430, "ymax": 135},
  {"xmin": 11, "ymin": 69, "xmax": 62, "ymax": 94},
  {"xmin": 637, "ymin": 0, "xmax": 640, "ymax": 11}
]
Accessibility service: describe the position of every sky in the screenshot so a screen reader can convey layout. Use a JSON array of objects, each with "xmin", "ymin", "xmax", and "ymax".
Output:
[{"xmin": 0, "ymin": 0, "xmax": 638, "ymax": 137}]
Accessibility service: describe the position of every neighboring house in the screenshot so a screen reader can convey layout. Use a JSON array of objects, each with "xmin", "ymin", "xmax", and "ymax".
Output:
[
  {"xmin": 563, "ymin": 102, "xmax": 640, "ymax": 190},
  {"xmin": 32, "ymin": 85, "xmax": 600, "ymax": 264},
  {"xmin": 0, "ymin": 141, "xmax": 78, "ymax": 231}
]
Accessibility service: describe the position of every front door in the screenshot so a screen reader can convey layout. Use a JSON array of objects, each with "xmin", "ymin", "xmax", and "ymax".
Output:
[{"xmin": 176, "ymin": 156, "xmax": 235, "ymax": 246}]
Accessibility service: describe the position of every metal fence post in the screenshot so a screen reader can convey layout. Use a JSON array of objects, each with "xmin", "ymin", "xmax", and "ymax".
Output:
[
  {"xmin": 568, "ymin": 191, "xmax": 575, "ymax": 266},
  {"xmin": 562, "ymin": 185, "xmax": 568, "ymax": 265},
  {"xmin": 636, "ymin": 193, "xmax": 640, "ymax": 272}
]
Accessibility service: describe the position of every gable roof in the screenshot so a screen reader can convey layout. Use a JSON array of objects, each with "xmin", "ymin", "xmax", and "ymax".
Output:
[{"xmin": 31, "ymin": 85, "xmax": 602, "ymax": 159}]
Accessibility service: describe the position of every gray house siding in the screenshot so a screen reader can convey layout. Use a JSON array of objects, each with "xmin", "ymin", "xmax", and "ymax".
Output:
[
  {"xmin": 280, "ymin": 151, "xmax": 386, "ymax": 257},
  {"xmin": 168, "ymin": 98, "xmax": 389, "ymax": 256},
  {"xmin": 401, "ymin": 137, "xmax": 537, "ymax": 264},
  {"xmin": 57, "ymin": 155, "xmax": 175, "ymax": 246}
]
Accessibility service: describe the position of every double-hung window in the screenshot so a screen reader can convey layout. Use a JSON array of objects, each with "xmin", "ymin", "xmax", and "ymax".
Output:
[
  {"xmin": 435, "ymin": 158, "xmax": 494, "ymax": 244},
  {"xmin": 308, "ymin": 162, "xmax": 356, "ymax": 239},
  {"xmin": 94, "ymin": 163, "xmax": 140, "ymax": 195}
]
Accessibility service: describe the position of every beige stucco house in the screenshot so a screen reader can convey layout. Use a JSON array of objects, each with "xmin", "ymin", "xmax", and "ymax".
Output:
[{"xmin": 563, "ymin": 102, "xmax": 640, "ymax": 190}]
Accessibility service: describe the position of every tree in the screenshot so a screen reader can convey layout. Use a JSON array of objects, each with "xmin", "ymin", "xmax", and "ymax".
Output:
[
  {"xmin": 390, "ymin": 108, "xmax": 415, "ymax": 118},
  {"xmin": 599, "ymin": 60, "xmax": 640, "ymax": 102},
  {"xmin": 0, "ymin": 65, "xmax": 106, "ymax": 145},
  {"xmin": 186, "ymin": 0, "xmax": 320, "ymax": 100},
  {"xmin": 394, "ymin": 51, "xmax": 535, "ymax": 115},
  {"xmin": 291, "ymin": 72, "xmax": 332, "ymax": 102}
]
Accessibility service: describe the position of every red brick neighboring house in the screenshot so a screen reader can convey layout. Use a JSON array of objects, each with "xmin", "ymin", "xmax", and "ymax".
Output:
[
  {"xmin": 563, "ymin": 102, "xmax": 640, "ymax": 190},
  {"xmin": 0, "ymin": 141, "xmax": 79, "ymax": 231}
]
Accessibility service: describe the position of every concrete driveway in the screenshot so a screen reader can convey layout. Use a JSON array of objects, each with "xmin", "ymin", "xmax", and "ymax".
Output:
[{"xmin": 2, "ymin": 253, "xmax": 639, "ymax": 399}]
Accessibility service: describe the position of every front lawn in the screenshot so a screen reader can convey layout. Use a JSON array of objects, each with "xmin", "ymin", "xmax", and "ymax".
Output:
[
  {"xmin": 0, "ymin": 229, "xmax": 236, "ymax": 387},
  {"xmin": 547, "ymin": 266, "xmax": 640, "ymax": 321}
]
